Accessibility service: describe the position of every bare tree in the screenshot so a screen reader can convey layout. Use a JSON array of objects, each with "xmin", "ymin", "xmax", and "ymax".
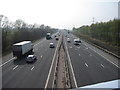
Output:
[{"xmin": 14, "ymin": 19, "xmax": 24, "ymax": 29}]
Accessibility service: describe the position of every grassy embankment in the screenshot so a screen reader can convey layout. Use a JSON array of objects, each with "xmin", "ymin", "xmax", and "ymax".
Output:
[{"xmin": 73, "ymin": 19, "xmax": 120, "ymax": 57}]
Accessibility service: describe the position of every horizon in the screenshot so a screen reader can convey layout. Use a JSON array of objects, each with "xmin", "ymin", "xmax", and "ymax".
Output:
[{"xmin": 0, "ymin": 0, "xmax": 119, "ymax": 30}]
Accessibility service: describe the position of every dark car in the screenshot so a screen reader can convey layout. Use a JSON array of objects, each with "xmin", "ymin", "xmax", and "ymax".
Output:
[{"xmin": 56, "ymin": 37, "xmax": 59, "ymax": 40}]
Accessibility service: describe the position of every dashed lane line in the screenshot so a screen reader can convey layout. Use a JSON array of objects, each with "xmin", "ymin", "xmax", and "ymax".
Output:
[
  {"xmin": 13, "ymin": 65, "xmax": 18, "ymax": 70},
  {"xmin": 44, "ymin": 35, "xmax": 61, "ymax": 89},
  {"xmin": 41, "ymin": 55, "xmax": 43, "ymax": 58},
  {"xmin": 87, "ymin": 45, "xmax": 120, "ymax": 69},
  {"xmin": 85, "ymin": 63, "xmax": 88, "ymax": 67},
  {"xmin": 31, "ymin": 66, "xmax": 35, "ymax": 71},
  {"xmin": 1, "ymin": 38, "xmax": 46, "ymax": 68},
  {"xmin": 101, "ymin": 64, "xmax": 105, "ymax": 68}
]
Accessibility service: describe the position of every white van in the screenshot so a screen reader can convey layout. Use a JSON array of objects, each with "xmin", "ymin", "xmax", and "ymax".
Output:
[{"xmin": 74, "ymin": 38, "xmax": 81, "ymax": 45}]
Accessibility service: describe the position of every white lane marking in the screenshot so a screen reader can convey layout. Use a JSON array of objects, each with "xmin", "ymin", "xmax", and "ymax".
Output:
[
  {"xmin": 101, "ymin": 64, "xmax": 105, "ymax": 68},
  {"xmin": 34, "ymin": 40, "xmax": 44, "ymax": 47},
  {"xmin": 34, "ymin": 34, "xmax": 57, "ymax": 47},
  {"xmin": 13, "ymin": 65, "xmax": 18, "ymax": 70},
  {"xmin": 69, "ymin": 46, "xmax": 72, "ymax": 48},
  {"xmin": 34, "ymin": 42, "xmax": 40, "ymax": 47},
  {"xmin": 77, "ymin": 47, "xmax": 80, "ymax": 49},
  {"xmin": 34, "ymin": 32, "xmax": 57, "ymax": 47},
  {"xmin": 85, "ymin": 63, "xmax": 88, "ymax": 67},
  {"xmin": 87, "ymin": 44, "xmax": 120, "ymax": 69},
  {"xmin": 65, "ymin": 38, "xmax": 78, "ymax": 88},
  {"xmin": 31, "ymin": 66, "xmax": 35, "ymax": 71},
  {"xmin": 86, "ymin": 47, "xmax": 88, "ymax": 49},
  {"xmin": 0, "ymin": 57, "xmax": 16, "ymax": 68},
  {"xmin": 41, "ymin": 55, "xmax": 43, "ymax": 58},
  {"xmin": 45, "ymin": 35, "xmax": 62, "ymax": 89},
  {"xmin": 79, "ymin": 54, "xmax": 81, "ymax": 56},
  {"xmin": 1, "ymin": 35, "xmax": 52, "ymax": 67}
]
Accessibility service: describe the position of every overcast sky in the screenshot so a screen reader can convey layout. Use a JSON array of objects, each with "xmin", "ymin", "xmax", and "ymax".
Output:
[{"xmin": 0, "ymin": 0, "xmax": 119, "ymax": 29}]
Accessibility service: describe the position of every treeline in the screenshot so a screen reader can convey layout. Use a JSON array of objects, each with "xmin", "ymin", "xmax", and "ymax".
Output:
[
  {"xmin": 73, "ymin": 19, "xmax": 120, "ymax": 55},
  {"xmin": 0, "ymin": 15, "xmax": 58, "ymax": 54}
]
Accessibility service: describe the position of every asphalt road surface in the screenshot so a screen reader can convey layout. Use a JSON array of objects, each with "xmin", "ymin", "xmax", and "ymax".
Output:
[
  {"xmin": 2, "ymin": 31, "xmax": 120, "ymax": 89},
  {"xmin": 64, "ymin": 32, "xmax": 120, "ymax": 87},
  {"xmin": 2, "ymin": 33, "xmax": 59, "ymax": 88}
]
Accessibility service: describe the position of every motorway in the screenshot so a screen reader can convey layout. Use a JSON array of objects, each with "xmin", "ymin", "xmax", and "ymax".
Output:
[
  {"xmin": 64, "ymin": 32, "xmax": 120, "ymax": 88},
  {"xmin": 2, "ymin": 33, "xmax": 59, "ymax": 88},
  {"xmin": 1, "ymin": 31, "xmax": 120, "ymax": 89}
]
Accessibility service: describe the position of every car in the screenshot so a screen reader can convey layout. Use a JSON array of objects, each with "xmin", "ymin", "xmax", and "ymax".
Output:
[
  {"xmin": 54, "ymin": 35, "xmax": 56, "ymax": 37},
  {"xmin": 78, "ymin": 40, "xmax": 81, "ymax": 43},
  {"xmin": 56, "ymin": 37, "xmax": 59, "ymax": 40},
  {"xmin": 49, "ymin": 43, "xmax": 55, "ymax": 48},
  {"xmin": 67, "ymin": 38, "xmax": 70, "ymax": 43},
  {"xmin": 26, "ymin": 55, "xmax": 37, "ymax": 63},
  {"xmin": 74, "ymin": 38, "xmax": 81, "ymax": 45}
]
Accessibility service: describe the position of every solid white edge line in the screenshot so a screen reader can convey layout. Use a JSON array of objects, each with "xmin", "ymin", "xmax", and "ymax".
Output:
[
  {"xmin": 44, "ymin": 35, "xmax": 61, "ymax": 89},
  {"xmin": 13, "ymin": 65, "xmax": 18, "ymax": 70},
  {"xmin": 85, "ymin": 43, "xmax": 120, "ymax": 69},
  {"xmin": 65, "ymin": 37, "xmax": 78, "ymax": 88},
  {"xmin": 0, "ymin": 57, "xmax": 16, "ymax": 68},
  {"xmin": 1, "ymin": 38, "xmax": 43, "ymax": 68},
  {"xmin": 1, "ymin": 33, "xmax": 56, "ymax": 68},
  {"xmin": 1, "ymin": 34, "xmax": 52, "ymax": 68}
]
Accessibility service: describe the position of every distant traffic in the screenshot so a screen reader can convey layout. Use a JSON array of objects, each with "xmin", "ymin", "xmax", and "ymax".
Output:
[{"xmin": 12, "ymin": 32, "xmax": 82, "ymax": 63}]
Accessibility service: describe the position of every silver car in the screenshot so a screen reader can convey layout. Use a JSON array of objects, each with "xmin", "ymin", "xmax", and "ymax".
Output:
[
  {"xmin": 67, "ymin": 38, "xmax": 71, "ymax": 43},
  {"xmin": 26, "ymin": 55, "xmax": 37, "ymax": 63},
  {"xmin": 49, "ymin": 43, "xmax": 55, "ymax": 48}
]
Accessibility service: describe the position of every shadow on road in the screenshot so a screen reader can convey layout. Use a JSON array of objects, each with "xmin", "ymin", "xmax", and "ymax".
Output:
[
  {"xmin": 13, "ymin": 51, "xmax": 35, "ymax": 65},
  {"xmin": 13, "ymin": 57, "xmax": 27, "ymax": 65}
]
